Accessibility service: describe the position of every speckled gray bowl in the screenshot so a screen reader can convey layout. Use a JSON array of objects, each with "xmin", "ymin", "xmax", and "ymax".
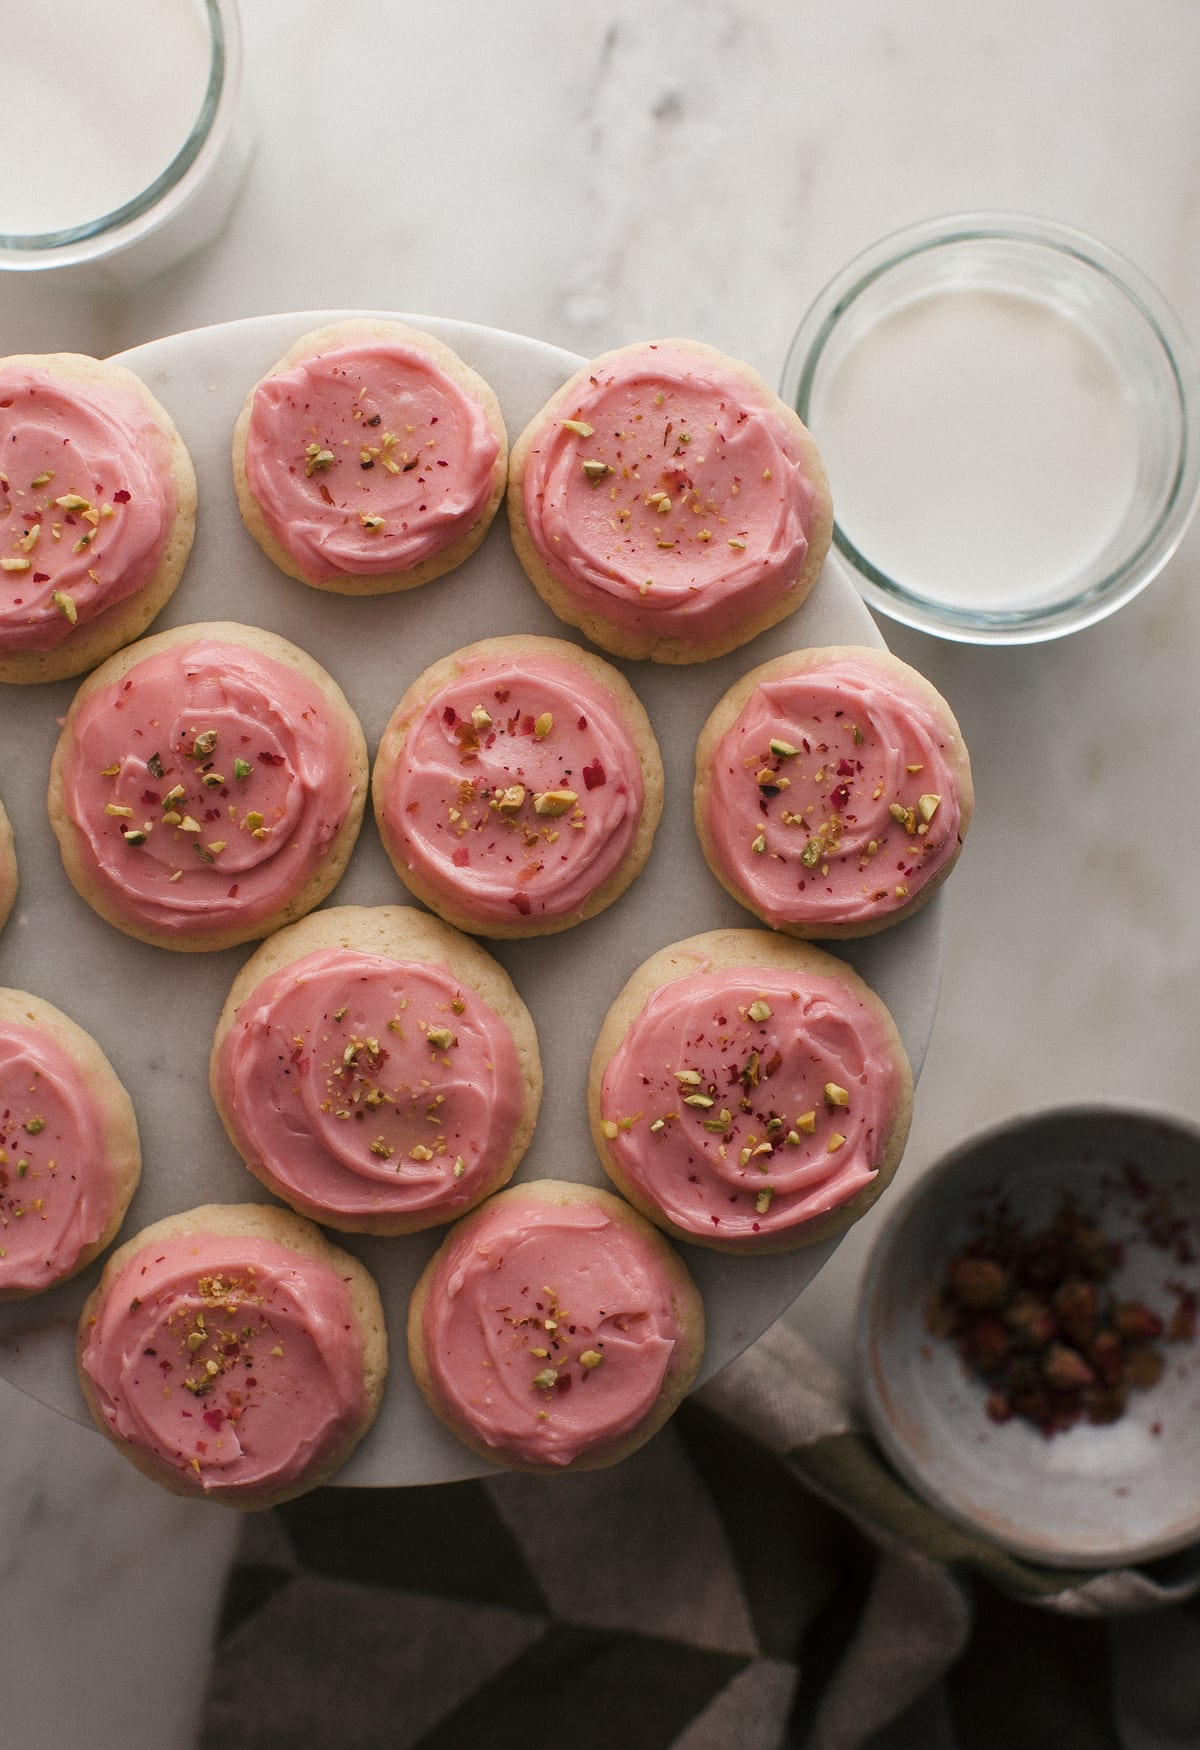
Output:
[{"xmin": 857, "ymin": 1105, "xmax": 1200, "ymax": 1568}]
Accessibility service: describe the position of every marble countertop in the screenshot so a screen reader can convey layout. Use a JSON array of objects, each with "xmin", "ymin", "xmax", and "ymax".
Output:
[{"xmin": 3, "ymin": 3, "xmax": 1200, "ymax": 1744}]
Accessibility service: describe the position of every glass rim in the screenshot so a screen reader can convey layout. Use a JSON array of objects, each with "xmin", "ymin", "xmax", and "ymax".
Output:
[
  {"xmin": 0, "ymin": 0, "xmax": 242, "ymax": 268},
  {"xmin": 781, "ymin": 211, "xmax": 1200, "ymax": 645}
]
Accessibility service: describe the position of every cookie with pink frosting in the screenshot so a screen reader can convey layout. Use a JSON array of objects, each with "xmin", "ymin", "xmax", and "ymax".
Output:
[
  {"xmin": 408, "ymin": 1179, "xmax": 704, "ymax": 1472},
  {"xmin": 0, "ymin": 799, "xmax": 16, "ymax": 933},
  {"xmin": 589, "ymin": 929, "xmax": 912, "ymax": 1254},
  {"xmin": 507, "ymin": 338, "xmax": 833, "ymax": 664},
  {"xmin": 210, "ymin": 905, "xmax": 543, "ymax": 1235},
  {"xmin": 0, "ymin": 353, "xmax": 196, "ymax": 685},
  {"xmin": 76, "ymin": 1203, "xmax": 387, "ymax": 1508},
  {"xmin": 0, "ymin": 988, "xmax": 140, "ymax": 1302},
  {"xmin": 232, "ymin": 320, "xmax": 507, "ymax": 595},
  {"xmin": 47, "ymin": 621, "xmax": 368, "ymax": 952},
  {"xmin": 694, "ymin": 646, "xmax": 973, "ymax": 938},
  {"xmin": 372, "ymin": 635, "xmax": 663, "ymax": 938}
]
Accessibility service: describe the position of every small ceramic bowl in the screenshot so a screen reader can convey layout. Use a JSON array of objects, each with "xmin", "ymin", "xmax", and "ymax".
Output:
[
  {"xmin": 781, "ymin": 214, "xmax": 1200, "ymax": 644},
  {"xmin": 857, "ymin": 1105, "xmax": 1200, "ymax": 1568}
]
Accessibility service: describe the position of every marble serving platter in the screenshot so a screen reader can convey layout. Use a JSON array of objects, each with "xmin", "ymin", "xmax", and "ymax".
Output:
[{"xmin": 0, "ymin": 311, "xmax": 943, "ymax": 1485}]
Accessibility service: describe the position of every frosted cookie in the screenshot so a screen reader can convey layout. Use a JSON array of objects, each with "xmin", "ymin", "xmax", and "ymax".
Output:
[
  {"xmin": 210, "ymin": 905, "xmax": 543, "ymax": 1235},
  {"xmin": 0, "ymin": 798, "xmax": 15, "ymax": 933},
  {"xmin": 589, "ymin": 929, "xmax": 912, "ymax": 1253},
  {"xmin": 372, "ymin": 635, "xmax": 663, "ymax": 937},
  {"xmin": 0, "ymin": 989, "xmax": 140, "ymax": 1301},
  {"xmin": 408, "ymin": 1179, "xmax": 704, "ymax": 1472},
  {"xmin": 77, "ymin": 1203, "xmax": 387, "ymax": 1509},
  {"xmin": 48, "ymin": 621, "xmax": 368, "ymax": 952},
  {"xmin": 0, "ymin": 353, "xmax": 196, "ymax": 685},
  {"xmin": 507, "ymin": 338, "xmax": 833, "ymax": 663},
  {"xmin": 694, "ymin": 646, "xmax": 973, "ymax": 938},
  {"xmin": 232, "ymin": 320, "xmax": 507, "ymax": 594}
]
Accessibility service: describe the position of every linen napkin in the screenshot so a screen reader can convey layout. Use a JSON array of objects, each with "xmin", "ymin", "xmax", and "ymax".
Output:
[{"xmin": 198, "ymin": 1320, "xmax": 1200, "ymax": 1750}]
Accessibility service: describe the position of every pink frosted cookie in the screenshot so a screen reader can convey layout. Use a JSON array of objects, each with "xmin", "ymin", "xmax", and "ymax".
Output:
[
  {"xmin": 0, "ymin": 799, "xmax": 15, "ymax": 932},
  {"xmin": 0, "ymin": 353, "xmax": 196, "ymax": 685},
  {"xmin": 77, "ymin": 1203, "xmax": 387, "ymax": 1508},
  {"xmin": 408, "ymin": 1179, "xmax": 705, "ymax": 1472},
  {"xmin": 507, "ymin": 338, "xmax": 833, "ymax": 663},
  {"xmin": 589, "ymin": 930, "xmax": 912, "ymax": 1254},
  {"xmin": 232, "ymin": 320, "xmax": 507, "ymax": 594},
  {"xmin": 48, "ymin": 621, "xmax": 368, "ymax": 952},
  {"xmin": 694, "ymin": 646, "xmax": 973, "ymax": 938},
  {"xmin": 210, "ymin": 905, "xmax": 543, "ymax": 1235},
  {"xmin": 372, "ymin": 635, "xmax": 663, "ymax": 938},
  {"xmin": 0, "ymin": 989, "xmax": 140, "ymax": 1302}
]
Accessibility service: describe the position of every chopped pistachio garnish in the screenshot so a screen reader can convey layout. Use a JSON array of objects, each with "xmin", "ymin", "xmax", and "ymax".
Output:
[
  {"xmin": 470, "ymin": 704, "xmax": 493, "ymax": 731},
  {"xmin": 51, "ymin": 589, "xmax": 77, "ymax": 624},
  {"xmin": 754, "ymin": 1188, "xmax": 774, "ymax": 1216},
  {"xmin": 243, "ymin": 810, "xmax": 264, "ymax": 832},
  {"xmin": 728, "ymin": 536, "xmax": 747, "ymax": 550},
  {"xmin": 579, "ymin": 1349, "xmax": 604, "ymax": 1369},
  {"xmin": 673, "ymin": 1069, "xmax": 702, "ymax": 1085},
  {"xmin": 104, "ymin": 802, "xmax": 133, "ymax": 818},
  {"xmin": 917, "ymin": 793, "xmax": 942, "ymax": 823},
  {"xmin": 305, "ymin": 445, "xmax": 335, "ymax": 476},
  {"xmin": 531, "ymin": 1368, "xmax": 559, "ymax": 1391},
  {"xmin": 601, "ymin": 1119, "xmax": 619, "ymax": 1139},
  {"xmin": 581, "ymin": 458, "xmax": 611, "ymax": 483},
  {"xmin": 179, "ymin": 815, "xmax": 201, "ymax": 833},
  {"xmin": 453, "ymin": 1157, "xmax": 466, "ymax": 1178},
  {"xmin": 796, "ymin": 1111, "xmax": 817, "ymax": 1134},
  {"xmin": 200, "ymin": 772, "xmax": 225, "ymax": 788},
  {"xmin": 122, "ymin": 828, "xmax": 148, "ymax": 846},
  {"xmin": 23, "ymin": 1117, "xmax": 45, "ymax": 1135},
  {"xmin": 233, "ymin": 758, "xmax": 252, "ymax": 781},
  {"xmin": 533, "ymin": 712, "xmax": 553, "ymax": 740},
  {"xmin": 827, "ymin": 1132, "xmax": 847, "ymax": 1153},
  {"xmin": 55, "ymin": 493, "xmax": 90, "ymax": 512},
  {"xmin": 368, "ymin": 1138, "xmax": 393, "ymax": 1158},
  {"xmin": 683, "ymin": 1092, "xmax": 715, "ymax": 1109},
  {"xmin": 768, "ymin": 738, "xmax": 800, "ymax": 759},
  {"xmin": 824, "ymin": 1082, "xmax": 850, "ymax": 1107},
  {"xmin": 1, "ymin": 556, "xmax": 31, "ymax": 572},
  {"xmin": 533, "ymin": 788, "xmax": 578, "ymax": 816},
  {"xmin": 801, "ymin": 838, "xmax": 822, "ymax": 868},
  {"xmin": 426, "ymin": 1026, "xmax": 455, "ymax": 1051},
  {"xmin": 162, "ymin": 783, "xmax": 186, "ymax": 807},
  {"xmin": 751, "ymin": 832, "xmax": 767, "ymax": 854},
  {"xmin": 496, "ymin": 784, "xmax": 526, "ymax": 812},
  {"xmin": 747, "ymin": 999, "xmax": 773, "ymax": 1023},
  {"xmin": 562, "ymin": 418, "xmax": 595, "ymax": 437},
  {"xmin": 100, "ymin": 763, "xmax": 121, "ymax": 778},
  {"xmin": 359, "ymin": 511, "xmax": 385, "ymax": 530},
  {"xmin": 192, "ymin": 730, "xmax": 218, "ymax": 757},
  {"xmin": 30, "ymin": 470, "xmax": 53, "ymax": 488}
]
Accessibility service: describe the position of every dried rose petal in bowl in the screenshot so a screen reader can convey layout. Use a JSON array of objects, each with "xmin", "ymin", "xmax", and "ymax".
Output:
[{"xmin": 856, "ymin": 1106, "xmax": 1200, "ymax": 1567}]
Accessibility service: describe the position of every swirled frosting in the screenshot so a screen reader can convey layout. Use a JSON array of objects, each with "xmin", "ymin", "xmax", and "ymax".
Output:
[
  {"xmin": 0, "ymin": 364, "xmax": 177, "ymax": 653},
  {"xmin": 79, "ymin": 1230, "xmax": 369, "ymax": 1500},
  {"xmin": 56, "ymin": 636, "xmax": 362, "ymax": 942},
  {"xmin": 242, "ymin": 338, "xmax": 500, "ymax": 582},
  {"xmin": 702, "ymin": 654, "xmax": 964, "ymax": 930},
  {"xmin": 0, "ymin": 1020, "xmax": 120, "ymax": 1294},
  {"xmin": 215, "ymin": 947, "xmax": 526, "ymax": 1226},
  {"xmin": 519, "ymin": 343, "xmax": 823, "ymax": 648},
  {"xmin": 418, "ymin": 1192, "xmax": 687, "ymax": 1467},
  {"xmin": 377, "ymin": 649, "xmax": 645, "ymax": 928},
  {"xmin": 599, "ymin": 967, "xmax": 906, "ymax": 1247}
]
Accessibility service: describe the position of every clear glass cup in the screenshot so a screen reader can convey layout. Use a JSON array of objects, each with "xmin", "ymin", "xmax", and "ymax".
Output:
[
  {"xmin": 0, "ymin": 0, "xmax": 250, "ymax": 290},
  {"xmin": 781, "ymin": 214, "xmax": 1200, "ymax": 644}
]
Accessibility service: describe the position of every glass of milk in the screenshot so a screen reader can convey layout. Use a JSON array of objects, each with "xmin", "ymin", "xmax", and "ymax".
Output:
[
  {"xmin": 0, "ymin": 0, "xmax": 249, "ymax": 288},
  {"xmin": 782, "ymin": 214, "xmax": 1200, "ymax": 643}
]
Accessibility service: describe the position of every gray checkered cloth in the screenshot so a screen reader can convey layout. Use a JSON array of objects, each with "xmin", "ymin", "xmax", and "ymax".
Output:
[{"xmin": 199, "ymin": 1322, "xmax": 1200, "ymax": 1749}]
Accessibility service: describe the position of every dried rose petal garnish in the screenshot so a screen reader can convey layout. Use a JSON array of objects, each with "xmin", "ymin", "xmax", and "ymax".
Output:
[{"xmin": 926, "ymin": 1194, "xmax": 1195, "ymax": 1437}]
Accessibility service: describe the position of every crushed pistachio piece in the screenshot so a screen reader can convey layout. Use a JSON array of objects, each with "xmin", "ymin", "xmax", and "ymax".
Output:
[
  {"xmin": 192, "ymin": 730, "xmax": 218, "ymax": 757},
  {"xmin": 533, "ymin": 788, "xmax": 578, "ymax": 816},
  {"xmin": 104, "ymin": 802, "xmax": 133, "ymax": 818},
  {"xmin": 747, "ymin": 999, "xmax": 773, "ymax": 1023},
  {"xmin": 754, "ymin": 1188, "xmax": 774, "ymax": 1216},
  {"xmin": 122, "ymin": 828, "xmax": 148, "ymax": 846},
  {"xmin": 55, "ymin": 493, "xmax": 90, "ymax": 512},
  {"xmin": 751, "ymin": 832, "xmax": 767, "ymax": 854},
  {"xmin": 496, "ymin": 784, "xmax": 526, "ymax": 812},
  {"xmin": 305, "ymin": 445, "xmax": 335, "ymax": 476},
  {"xmin": 426, "ymin": 1026, "xmax": 455, "ymax": 1051},
  {"xmin": 579, "ymin": 1349, "xmax": 604, "ymax": 1369},
  {"xmin": 470, "ymin": 704, "xmax": 493, "ymax": 731},
  {"xmin": 801, "ymin": 838, "xmax": 822, "ymax": 868},
  {"xmin": 51, "ymin": 589, "xmax": 78, "ymax": 623},
  {"xmin": 917, "ymin": 793, "xmax": 942, "ymax": 823},
  {"xmin": 533, "ymin": 712, "xmax": 553, "ymax": 740},
  {"xmin": 23, "ymin": 1117, "xmax": 45, "ymax": 1135},
  {"xmin": 531, "ymin": 1368, "xmax": 559, "ymax": 1391},
  {"xmin": 453, "ymin": 1157, "xmax": 466, "ymax": 1178},
  {"xmin": 827, "ymin": 1132, "xmax": 847, "ymax": 1153},
  {"xmin": 673, "ymin": 1069, "xmax": 702, "ymax": 1085},
  {"xmin": 368, "ymin": 1138, "xmax": 393, "ymax": 1158},
  {"xmin": 824, "ymin": 1082, "xmax": 850, "ymax": 1107},
  {"xmin": 601, "ymin": 1118, "xmax": 619, "ymax": 1140},
  {"xmin": 581, "ymin": 458, "xmax": 612, "ymax": 483},
  {"xmin": 562, "ymin": 418, "xmax": 596, "ymax": 437},
  {"xmin": 683, "ymin": 1092, "xmax": 715, "ymax": 1109},
  {"xmin": 796, "ymin": 1111, "xmax": 817, "ymax": 1134},
  {"xmin": 768, "ymin": 738, "xmax": 799, "ymax": 759}
]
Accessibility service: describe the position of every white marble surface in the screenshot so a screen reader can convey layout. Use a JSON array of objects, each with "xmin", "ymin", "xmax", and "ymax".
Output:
[{"xmin": 3, "ymin": 2, "xmax": 1200, "ymax": 1744}]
